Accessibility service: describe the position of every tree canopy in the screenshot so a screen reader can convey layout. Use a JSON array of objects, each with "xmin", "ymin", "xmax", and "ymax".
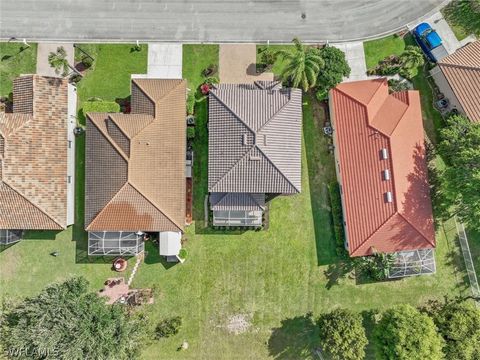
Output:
[
  {"xmin": 315, "ymin": 46, "xmax": 351, "ymax": 100},
  {"xmin": 437, "ymin": 115, "xmax": 480, "ymax": 230},
  {"xmin": 48, "ymin": 46, "xmax": 70, "ymax": 77},
  {"xmin": 432, "ymin": 300, "xmax": 480, "ymax": 360},
  {"xmin": 0, "ymin": 277, "xmax": 147, "ymax": 360},
  {"xmin": 317, "ymin": 308, "xmax": 368, "ymax": 360},
  {"xmin": 375, "ymin": 304, "xmax": 444, "ymax": 360},
  {"xmin": 277, "ymin": 38, "xmax": 324, "ymax": 92}
]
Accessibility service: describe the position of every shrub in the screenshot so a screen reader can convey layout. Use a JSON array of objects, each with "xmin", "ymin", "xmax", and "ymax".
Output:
[
  {"xmin": 187, "ymin": 127, "xmax": 195, "ymax": 140},
  {"xmin": 316, "ymin": 46, "xmax": 351, "ymax": 99},
  {"xmin": 81, "ymin": 56, "xmax": 94, "ymax": 69},
  {"xmin": 82, "ymin": 99, "xmax": 120, "ymax": 117},
  {"xmin": 186, "ymin": 91, "xmax": 196, "ymax": 115},
  {"xmin": 355, "ymin": 252, "xmax": 395, "ymax": 280},
  {"xmin": 318, "ymin": 309, "xmax": 368, "ymax": 360},
  {"xmin": 259, "ymin": 47, "xmax": 278, "ymax": 69},
  {"xmin": 388, "ymin": 79, "xmax": 410, "ymax": 93},
  {"xmin": 375, "ymin": 305, "xmax": 444, "ymax": 360},
  {"xmin": 202, "ymin": 64, "xmax": 218, "ymax": 77},
  {"xmin": 328, "ymin": 182, "xmax": 347, "ymax": 257},
  {"xmin": 179, "ymin": 248, "xmax": 188, "ymax": 260},
  {"xmin": 155, "ymin": 316, "xmax": 182, "ymax": 339}
]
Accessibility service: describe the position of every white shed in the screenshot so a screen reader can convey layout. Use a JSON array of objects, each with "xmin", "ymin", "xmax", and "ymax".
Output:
[{"xmin": 159, "ymin": 231, "xmax": 182, "ymax": 256}]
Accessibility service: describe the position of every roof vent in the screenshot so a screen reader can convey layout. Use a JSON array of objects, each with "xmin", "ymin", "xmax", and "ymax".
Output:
[
  {"xmin": 381, "ymin": 148, "xmax": 389, "ymax": 160},
  {"xmin": 250, "ymin": 155, "xmax": 261, "ymax": 161},
  {"xmin": 243, "ymin": 134, "xmax": 248, "ymax": 145},
  {"xmin": 383, "ymin": 169, "xmax": 391, "ymax": 181},
  {"xmin": 263, "ymin": 134, "xmax": 267, "ymax": 146},
  {"xmin": 385, "ymin": 191, "xmax": 393, "ymax": 203}
]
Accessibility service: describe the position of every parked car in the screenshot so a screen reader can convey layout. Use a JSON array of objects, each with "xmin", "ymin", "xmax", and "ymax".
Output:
[{"xmin": 413, "ymin": 23, "xmax": 448, "ymax": 62}]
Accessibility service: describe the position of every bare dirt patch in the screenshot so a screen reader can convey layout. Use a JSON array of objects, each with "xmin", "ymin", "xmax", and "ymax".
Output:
[{"xmin": 226, "ymin": 314, "xmax": 251, "ymax": 335}]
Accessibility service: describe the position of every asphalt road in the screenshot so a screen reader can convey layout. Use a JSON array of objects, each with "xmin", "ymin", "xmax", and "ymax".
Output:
[{"xmin": 0, "ymin": 0, "xmax": 446, "ymax": 43}]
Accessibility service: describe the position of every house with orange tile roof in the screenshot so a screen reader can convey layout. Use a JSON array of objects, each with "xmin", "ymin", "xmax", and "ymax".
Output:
[
  {"xmin": 0, "ymin": 75, "xmax": 75, "ymax": 245},
  {"xmin": 85, "ymin": 78, "xmax": 186, "ymax": 257},
  {"xmin": 430, "ymin": 40, "xmax": 480, "ymax": 123},
  {"xmin": 329, "ymin": 78, "xmax": 436, "ymax": 277}
]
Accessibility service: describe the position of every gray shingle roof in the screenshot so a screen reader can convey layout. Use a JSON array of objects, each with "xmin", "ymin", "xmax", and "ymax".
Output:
[
  {"xmin": 210, "ymin": 192, "xmax": 265, "ymax": 211},
  {"xmin": 208, "ymin": 82, "xmax": 302, "ymax": 194}
]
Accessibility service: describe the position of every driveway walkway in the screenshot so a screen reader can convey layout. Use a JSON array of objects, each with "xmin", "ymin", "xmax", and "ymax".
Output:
[
  {"xmin": 331, "ymin": 42, "xmax": 367, "ymax": 82},
  {"xmin": 36, "ymin": 43, "xmax": 74, "ymax": 77},
  {"xmin": 219, "ymin": 44, "xmax": 273, "ymax": 84},
  {"xmin": 147, "ymin": 43, "xmax": 182, "ymax": 78}
]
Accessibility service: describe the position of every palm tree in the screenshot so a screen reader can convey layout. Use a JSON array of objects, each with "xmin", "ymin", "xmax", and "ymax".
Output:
[
  {"xmin": 48, "ymin": 46, "xmax": 70, "ymax": 77},
  {"xmin": 399, "ymin": 46, "xmax": 425, "ymax": 70},
  {"xmin": 276, "ymin": 38, "xmax": 324, "ymax": 92}
]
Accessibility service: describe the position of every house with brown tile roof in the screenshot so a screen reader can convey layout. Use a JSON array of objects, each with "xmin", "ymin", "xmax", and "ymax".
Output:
[
  {"xmin": 85, "ymin": 78, "xmax": 186, "ymax": 256},
  {"xmin": 329, "ymin": 78, "xmax": 436, "ymax": 276},
  {"xmin": 0, "ymin": 75, "xmax": 74, "ymax": 244},
  {"xmin": 430, "ymin": 40, "xmax": 480, "ymax": 123},
  {"xmin": 208, "ymin": 81, "xmax": 302, "ymax": 227}
]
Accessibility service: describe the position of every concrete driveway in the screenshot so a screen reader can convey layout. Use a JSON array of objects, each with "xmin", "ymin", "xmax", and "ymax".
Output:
[
  {"xmin": 36, "ymin": 43, "xmax": 74, "ymax": 77},
  {"xmin": 147, "ymin": 43, "xmax": 182, "ymax": 78},
  {"xmin": 331, "ymin": 42, "xmax": 367, "ymax": 82},
  {"xmin": 0, "ymin": 0, "xmax": 446, "ymax": 43}
]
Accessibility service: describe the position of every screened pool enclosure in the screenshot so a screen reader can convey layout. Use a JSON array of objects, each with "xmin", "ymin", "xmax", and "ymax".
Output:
[
  {"xmin": 0, "ymin": 230, "xmax": 22, "ymax": 245},
  {"xmin": 88, "ymin": 231, "xmax": 144, "ymax": 256},
  {"xmin": 388, "ymin": 249, "xmax": 436, "ymax": 278}
]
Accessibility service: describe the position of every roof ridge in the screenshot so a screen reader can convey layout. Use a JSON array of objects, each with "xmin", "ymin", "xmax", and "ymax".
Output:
[
  {"xmin": 350, "ymin": 212, "xmax": 398, "ymax": 256},
  {"xmin": 2, "ymin": 180, "xmax": 64, "ymax": 229},
  {"xmin": 255, "ymin": 144, "xmax": 300, "ymax": 193},
  {"xmin": 255, "ymin": 90, "xmax": 291, "ymax": 133},
  {"xmin": 128, "ymin": 181, "xmax": 183, "ymax": 231},
  {"xmin": 88, "ymin": 114, "xmax": 129, "ymax": 161},
  {"xmin": 209, "ymin": 90, "xmax": 257, "ymax": 134},
  {"xmin": 378, "ymin": 94, "xmax": 410, "ymax": 137},
  {"xmin": 248, "ymin": 193, "xmax": 266, "ymax": 210},
  {"xmin": 439, "ymin": 62, "xmax": 480, "ymax": 71},
  {"xmin": 397, "ymin": 212, "xmax": 435, "ymax": 247},
  {"xmin": 86, "ymin": 183, "xmax": 129, "ymax": 230}
]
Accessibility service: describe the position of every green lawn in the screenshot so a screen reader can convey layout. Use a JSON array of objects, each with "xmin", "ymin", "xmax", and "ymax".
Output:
[
  {"xmin": 256, "ymin": 45, "xmax": 293, "ymax": 77},
  {"xmin": 0, "ymin": 44, "xmax": 471, "ymax": 359},
  {"xmin": 76, "ymin": 44, "xmax": 147, "ymax": 105},
  {"xmin": 442, "ymin": 0, "xmax": 480, "ymax": 41},
  {"xmin": 0, "ymin": 42, "xmax": 37, "ymax": 97},
  {"xmin": 363, "ymin": 35, "xmax": 407, "ymax": 70},
  {"xmin": 467, "ymin": 229, "xmax": 480, "ymax": 279},
  {"xmin": 182, "ymin": 44, "xmax": 219, "ymax": 91}
]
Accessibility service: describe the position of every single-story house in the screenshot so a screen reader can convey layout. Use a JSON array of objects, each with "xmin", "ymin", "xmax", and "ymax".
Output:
[
  {"xmin": 430, "ymin": 40, "xmax": 480, "ymax": 122},
  {"xmin": 85, "ymin": 79, "xmax": 186, "ymax": 256},
  {"xmin": 208, "ymin": 81, "xmax": 302, "ymax": 227},
  {"xmin": 0, "ymin": 75, "xmax": 75, "ymax": 244},
  {"xmin": 329, "ymin": 78, "xmax": 436, "ymax": 277}
]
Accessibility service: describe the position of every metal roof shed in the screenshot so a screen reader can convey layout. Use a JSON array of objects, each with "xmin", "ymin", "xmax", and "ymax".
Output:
[{"xmin": 159, "ymin": 231, "xmax": 182, "ymax": 256}]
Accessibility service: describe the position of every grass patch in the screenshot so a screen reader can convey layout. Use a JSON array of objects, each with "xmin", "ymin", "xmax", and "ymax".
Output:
[
  {"xmin": 467, "ymin": 229, "xmax": 480, "ymax": 279},
  {"xmin": 76, "ymin": 44, "xmax": 147, "ymax": 104},
  {"xmin": 182, "ymin": 44, "xmax": 219, "ymax": 91},
  {"xmin": 0, "ymin": 42, "xmax": 37, "ymax": 97},
  {"xmin": 442, "ymin": 0, "xmax": 480, "ymax": 41},
  {"xmin": 363, "ymin": 35, "xmax": 407, "ymax": 70}
]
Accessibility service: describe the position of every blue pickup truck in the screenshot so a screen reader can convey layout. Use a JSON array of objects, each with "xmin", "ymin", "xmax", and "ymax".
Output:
[{"xmin": 413, "ymin": 23, "xmax": 449, "ymax": 62}]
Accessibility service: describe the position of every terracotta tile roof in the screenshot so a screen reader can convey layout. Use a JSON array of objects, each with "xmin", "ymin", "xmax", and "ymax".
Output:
[
  {"xmin": 0, "ymin": 75, "xmax": 68, "ymax": 230},
  {"xmin": 438, "ymin": 40, "xmax": 480, "ymax": 122},
  {"xmin": 330, "ymin": 78, "xmax": 435, "ymax": 256},
  {"xmin": 208, "ymin": 82, "xmax": 302, "ymax": 194},
  {"xmin": 85, "ymin": 79, "xmax": 186, "ymax": 232}
]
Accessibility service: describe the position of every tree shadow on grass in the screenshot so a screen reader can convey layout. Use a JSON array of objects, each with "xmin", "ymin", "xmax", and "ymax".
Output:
[
  {"xmin": 268, "ymin": 313, "xmax": 319, "ymax": 360},
  {"xmin": 324, "ymin": 259, "xmax": 356, "ymax": 289}
]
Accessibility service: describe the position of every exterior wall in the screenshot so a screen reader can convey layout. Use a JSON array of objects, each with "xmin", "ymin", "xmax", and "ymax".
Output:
[
  {"xmin": 430, "ymin": 66, "xmax": 465, "ymax": 115},
  {"xmin": 328, "ymin": 92, "xmax": 350, "ymax": 252}
]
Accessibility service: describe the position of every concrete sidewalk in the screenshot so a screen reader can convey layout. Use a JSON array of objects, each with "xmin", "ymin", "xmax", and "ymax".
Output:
[
  {"xmin": 147, "ymin": 43, "xmax": 182, "ymax": 79},
  {"xmin": 36, "ymin": 43, "xmax": 74, "ymax": 77},
  {"xmin": 331, "ymin": 42, "xmax": 368, "ymax": 82}
]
